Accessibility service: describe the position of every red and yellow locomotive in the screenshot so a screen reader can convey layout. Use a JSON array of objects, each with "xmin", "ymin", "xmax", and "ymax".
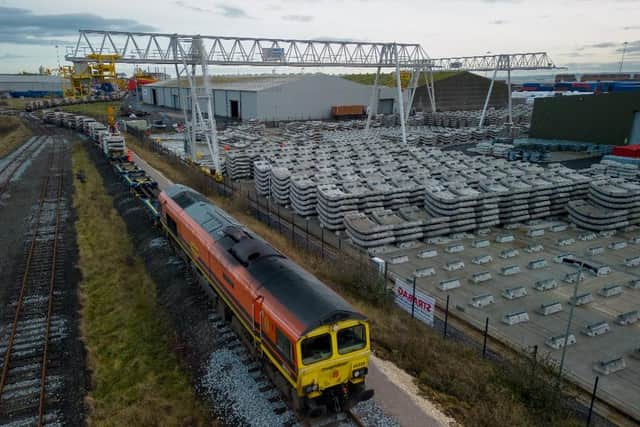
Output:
[{"xmin": 158, "ymin": 184, "xmax": 374, "ymax": 416}]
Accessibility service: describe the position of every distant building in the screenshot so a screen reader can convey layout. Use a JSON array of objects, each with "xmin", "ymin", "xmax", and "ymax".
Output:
[
  {"xmin": 0, "ymin": 74, "xmax": 64, "ymax": 98},
  {"xmin": 530, "ymin": 92, "xmax": 640, "ymax": 145},
  {"xmin": 412, "ymin": 71, "xmax": 508, "ymax": 112},
  {"xmin": 556, "ymin": 72, "xmax": 640, "ymax": 83},
  {"xmin": 141, "ymin": 74, "xmax": 397, "ymax": 122}
]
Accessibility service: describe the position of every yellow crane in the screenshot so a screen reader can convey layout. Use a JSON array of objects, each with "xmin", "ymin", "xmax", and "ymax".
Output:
[{"xmin": 60, "ymin": 53, "xmax": 123, "ymax": 98}]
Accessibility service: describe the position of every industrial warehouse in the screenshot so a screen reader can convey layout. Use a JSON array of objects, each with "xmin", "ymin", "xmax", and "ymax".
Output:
[
  {"xmin": 1, "ymin": 3, "xmax": 640, "ymax": 426},
  {"xmin": 141, "ymin": 73, "xmax": 398, "ymax": 121}
]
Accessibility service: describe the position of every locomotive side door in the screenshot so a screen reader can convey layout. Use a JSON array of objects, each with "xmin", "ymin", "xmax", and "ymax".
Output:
[{"xmin": 252, "ymin": 295, "xmax": 264, "ymax": 347}]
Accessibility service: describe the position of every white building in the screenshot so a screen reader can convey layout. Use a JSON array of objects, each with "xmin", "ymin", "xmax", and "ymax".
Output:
[
  {"xmin": 141, "ymin": 73, "xmax": 397, "ymax": 122},
  {"xmin": 0, "ymin": 74, "xmax": 64, "ymax": 97}
]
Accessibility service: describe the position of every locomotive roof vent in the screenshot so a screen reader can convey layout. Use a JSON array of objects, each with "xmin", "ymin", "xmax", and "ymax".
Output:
[
  {"xmin": 223, "ymin": 225, "xmax": 250, "ymax": 242},
  {"xmin": 230, "ymin": 238, "xmax": 281, "ymax": 266}
]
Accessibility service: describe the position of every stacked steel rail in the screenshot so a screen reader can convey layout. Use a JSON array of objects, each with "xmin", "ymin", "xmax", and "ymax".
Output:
[{"xmin": 0, "ymin": 138, "xmax": 67, "ymax": 426}]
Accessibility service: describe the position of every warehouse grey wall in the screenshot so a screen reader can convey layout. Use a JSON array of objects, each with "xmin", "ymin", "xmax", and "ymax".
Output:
[
  {"xmin": 256, "ymin": 74, "xmax": 396, "ymax": 121},
  {"xmin": 143, "ymin": 74, "xmax": 395, "ymax": 122}
]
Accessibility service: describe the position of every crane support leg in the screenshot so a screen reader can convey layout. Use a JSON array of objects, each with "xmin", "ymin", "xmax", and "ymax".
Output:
[
  {"xmin": 365, "ymin": 66, "xmax": 381, "ymax": 132},
  {"xmin": 394, "ymin": 44, "xmax": 407, "ymax": 145}
]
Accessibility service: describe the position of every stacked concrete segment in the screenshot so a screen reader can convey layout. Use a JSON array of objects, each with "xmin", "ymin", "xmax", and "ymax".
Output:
[{"xmin": 568, "ymin": 178, "xmax": 640, "ymax": 231}]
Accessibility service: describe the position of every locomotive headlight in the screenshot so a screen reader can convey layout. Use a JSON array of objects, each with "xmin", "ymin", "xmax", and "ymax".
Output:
[
  {"xmin": 303, "ymin": 383, "xmax": 318, "ymax": 394},
  {"xmin": 352, "ymin": 367, "xmax": 368, "ymax": 378}
]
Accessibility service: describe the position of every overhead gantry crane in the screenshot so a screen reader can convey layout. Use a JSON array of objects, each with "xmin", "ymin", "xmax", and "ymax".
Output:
[{"xmin": 65, "ymin": 29, "xmax": 560, "ymax": 176}]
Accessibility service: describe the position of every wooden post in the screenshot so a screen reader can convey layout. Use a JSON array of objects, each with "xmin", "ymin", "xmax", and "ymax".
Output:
[
  {"xmin": 443, "ymin": 295, "xmax": 450, "ymax": 338},
  {"xmin": 482, "ymin": 317, "xmax": 489, "ymax": 359}
]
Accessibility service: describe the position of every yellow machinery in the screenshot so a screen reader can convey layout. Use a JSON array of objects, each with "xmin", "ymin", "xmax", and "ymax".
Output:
[{"xmin": 61, "ymin": 53, "xmax": 123, "ymax": 98}]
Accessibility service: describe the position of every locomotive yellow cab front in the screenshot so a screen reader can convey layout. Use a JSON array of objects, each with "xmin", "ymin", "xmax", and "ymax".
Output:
[{"xmin": 296, "ymin": 320, "xmax": 373, "ymax": 414}]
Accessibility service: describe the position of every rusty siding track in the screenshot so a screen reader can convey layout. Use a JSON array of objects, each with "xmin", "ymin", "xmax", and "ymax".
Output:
[{"xmin": 0, "ymin": 138, "xmax": 67, "ymax": 426}]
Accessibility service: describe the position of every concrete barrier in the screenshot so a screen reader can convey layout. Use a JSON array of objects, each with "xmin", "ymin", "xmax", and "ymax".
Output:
[
  {"xmin": 472, "ymin": 254, "xmax": 493, "ymax": 265},
  {"xmin": 579, "ymin": 232, "xmax": 597, "ymax": 241},
  {"xmin": 595, "ymin": 265, "xmax": 611, "ymax": 276},
  {"xmin": 551, "ymin": 223, "xmax": 568, "ymax": 232},
  {"xmin": 545, "ymin": 333, "xmax": 576, "ymax": 350},
  {"xmin": 445, "ymin": 243, "xmax": 464, "ymax": 254},
  {"xmin": 564, "ymin": 271, "xmax": 586, "ymax": 284},
  {"xmin": 599, "ymin": 230, "xmax": 616, "ymax": 238},
  {"xmin": 525, "ymin": 244, "xmax": 544, "ymax": 253},
  {"xmin": 527, "ymin": 228, "xmax": 544, "ymax": 237},
  {"xmin": 472, "ymin": 239, "xmax": 490, "ymax": 248},
  {"xmin": 598, "ymin": 284, "xmax": 623, "ymax": 298},
  {"xmin": 587, "ymin": 246, "xmax": 604, "ymax": 256},
  {"xmin": 557, "ymin": 238, "xmax": 576, "ymax": 247},
  {"xmin": 437, "ymin": 278, "xmax": 461, "ymax": 291},
  {"xmin": 527, "ymin": 258, "xmax": 548, "ymax": 270},
  {"xmin": 500, "ymin": 265, "xmax": 521, "ymax": 276},
  {"xmin": 628, "ymin": 278, "xmax": 640, "ymax": 289},
  {"xmin": 608, "ymin": 240, "xmax": 627, "ymax": 250},
  {"xmin": 390, "ymin": 255, "xmax": 409, "ymax": 265},
  {"xmin": 615, "ymin": 310, "xmax": 639, "ymax": 326},
  {"xmin": 444, "ymin": 259, "xmax": 465, "ymax": 271},
  {"xmin": 502, "ymin": 286, "xmax": 527, "ymax": 300},
  {"xmin": 582, "ymin": 320, "xmax": 610, "ymax": 337},
  {"xmin": 629, "ymin": 236, "xmax": 640, "ymax": 244},
  {"xmin": 500, "ymin": 248, "xmax": 519, "ymax": 259},
  {"xmin": 593, "ymin": 356, "xmax": 626, "ymax": 375},
  {"xmin": 496, "ymin": 234, "xmax": 514, "ymax": 243},
  {"xmin": 470, "ymin": 271, "xmax": 492, "ymax": 284},
  {"xmin": 414, "ymin": 267, "xmax": 436, "ymax": 278},
  {"xmin": 537, "ymin": 301, "xmax": 563, "ymax": 316},
  {"xmin": 470, "ymin": 293, "xmax": 495, "ymax": 308},
  {"xmin": 417, "ymin": 248, "xmax": 438, "ymax": 259},
  {"xmin": 535, "ymin": 278, "xmax": 558, "ymax": 292},
  {"xmin": 624, "ymin": 256, "xmax": 640, "ymax": 267},
  {"xmin": 569, "ymin": 292, "xmax": 594, "ymax": 306},
  {"xmin": 502, "ymin": 311, "xmax": 530, "ymax": 325}
]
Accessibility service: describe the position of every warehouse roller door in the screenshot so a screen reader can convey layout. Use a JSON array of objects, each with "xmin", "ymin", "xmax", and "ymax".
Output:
[{"xmin": 378, "ymin": 99, "xmax": 393, "ymax": 114}]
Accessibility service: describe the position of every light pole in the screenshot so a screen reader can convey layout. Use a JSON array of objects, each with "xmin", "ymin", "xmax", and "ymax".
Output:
[
  {"xmin": 557, "ymin": 259, "xmax": 584, "ymax": 386},
  {"xmin": 619, "ymin": 41, "xmax": 629, "ymax": 73}
]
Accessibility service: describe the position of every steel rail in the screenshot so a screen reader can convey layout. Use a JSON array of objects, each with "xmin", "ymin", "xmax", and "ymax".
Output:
[
  {"xmin": 37, "ymin": 166, "xmax": 64, "ymax": 426},
  {"xmin": 0, "ymin": 173, "xmax": 51, "ymax": 397}
]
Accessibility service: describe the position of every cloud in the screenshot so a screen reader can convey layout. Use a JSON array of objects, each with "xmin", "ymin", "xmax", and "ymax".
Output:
[
  {"xmin": 0, "ymin": 53, "xmax": 26, "ymax": 59},
  {"xmin": 173, "ymin": 1, "xmax": 252, "ymax": 18},
  {"xmin": 0, "ymin": 6, "xmax": 154, "ymax": 45},
  {"xmin": 173, "ymin": 0, "xmax": 210, "ymax": 13},
  {"xmin": 616, "ymin": 40, "xmax": 640, "ymax": 54},
  {"xmin": 216, "ymin": 4, "xmax": 251, "ymax": 18},
  {"xmin": 283, "ymin": 14, "xmax": 314, "ymax": 22},
  {"xmin": 491, "ymin": 19, "xmax": 508, "ymax": 24}
]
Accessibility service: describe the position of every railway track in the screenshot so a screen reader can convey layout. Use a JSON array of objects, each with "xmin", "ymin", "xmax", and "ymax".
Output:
[
  {"xmin": 0, "ymin": 137, "xmax": 68, "ymax": 426},
  {"xmin": 0, "ymin": 135, "xmax": 48, "ymax": 197},
  {"xmin": 205, "ymin": 312, "xmax": 366, "ymax": 427}
]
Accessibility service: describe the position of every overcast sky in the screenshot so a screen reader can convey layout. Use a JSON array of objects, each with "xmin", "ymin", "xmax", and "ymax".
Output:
[{"xmin": 0, "ymin": 0, "xmax": 638, "ymax": 75}]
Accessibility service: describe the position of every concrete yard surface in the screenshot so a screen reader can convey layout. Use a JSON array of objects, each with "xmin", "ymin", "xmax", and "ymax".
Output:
[{"xmin": 380, "ymin": 220, "xmax": 640, "ymax": 420}]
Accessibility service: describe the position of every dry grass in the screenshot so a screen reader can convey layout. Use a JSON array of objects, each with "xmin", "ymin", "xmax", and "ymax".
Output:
[
  {"xmin": 1, "ymin": 98, "xmax": 35, "ymax": 110},
  {"xmin": 123, "ymin": 134, "xmax": 582, "ymax": 426},
  {"xmin": 72, "ymin": 144, "xmax": 211, "ymax": 426},
  {"xmin": 60, "ymin": 102, "xmax": 121, "ymax": 123},
  {"xmin": 0, "ymin": 116, "xmax": 32, "ymax": 158}
]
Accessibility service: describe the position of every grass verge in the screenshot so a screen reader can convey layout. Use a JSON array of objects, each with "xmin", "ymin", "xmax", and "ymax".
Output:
[
  {"xmin": 0, "ymin": 116, "xmax": 32, "ymax": 158},
  {"xmin": 60, "ymin": 102, "xmax": 122, "ymax": 122},
  {"xmin": 124, "ymin": 133, "xmax": 582, "ymax": 427},
  {"xmin": 72, "ymin": 143, "xmax": 209, "ymax": 426}
]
